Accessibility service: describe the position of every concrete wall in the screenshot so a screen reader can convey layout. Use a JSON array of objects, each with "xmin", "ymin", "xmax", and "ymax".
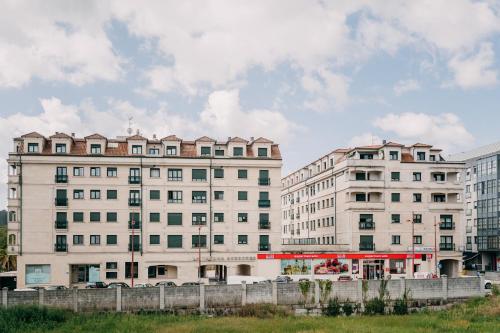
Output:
[{"xmin": 1, "ymin": 277, "xmax": 485, "ymax": 312}]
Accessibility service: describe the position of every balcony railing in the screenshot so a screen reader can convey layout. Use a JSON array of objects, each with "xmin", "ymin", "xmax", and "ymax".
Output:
[
  {"xmin": 128, "ymin": 221, "xmax": 141, "ymax": 229},
  {"xmin": 258, "ymin": 200, "xmax": 271, "ymax": 208},
  {"xmin": 359, "ymin": 242, "xmax": 375, "ymax": 251},
  {"xmin": 55, "ymin": 198, "xmax": 68, "ymax": 206},
  {"xmin": 259, "ymin": 221, "xmax": 271, "ymax": 229},
  {"xmin": 258, "ymin": 178, "xmax": 271, "ymax": 186},
  {"xmin": 54, "ymin": 220, "xmax": 68, "ymax": 229},
  {"xmin": 359, "ymin": 222, "xmax": 375, "ymax": 230},
  {"xmin": 258, "ymin": 243, "xmax": 271, "ymax": 251},
  {"xmin": 54, "ymin": 243, "xmax": 68, "ymax": 252},
  {"xmin": 439, "ymin": 243, "xmax": 455, "ymax": 251},
  {"xmin": 128, "ymin": 198, "xmax": 141, "ymax": 206},
  {"xmin": 128, "ymin": 176, "xmax": 141, "ymax": 184},
  {"xmin": 128, "ymin": 243, "xmax": 141, "ymax": 251},
  {"xmin": 55, "ymin": 175, "xmax": 68, "ymax": 183},
  {"xmin": 439, "ymin": 222, "xmax": 455, "ymax": 230}
]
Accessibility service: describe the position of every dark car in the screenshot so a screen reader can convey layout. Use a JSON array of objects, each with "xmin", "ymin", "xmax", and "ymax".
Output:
[
  {"xmin": 182, "ymin": 282, "xmax": 202, "ymax": 286},
  {"xmin": 275, "ymin": 276, "xmax": 293, "ymax": 283},
  {"xmin": 107, "ymin": 282, "xmax": 130, "ymax": 289},
  {"xmin": 85, "ymin": 281, "xmax": 108, "ymax": 289},
  {"xmin": 338, "ymin": 276, "xmax": 353, "ymax": 281},
  {"xmin": 30, "ymin": 286, "xmax": 46, "ymax": 290},
  {"xmin": 155, "ymin": 281, "xmax": 177, "ymax": 287}
]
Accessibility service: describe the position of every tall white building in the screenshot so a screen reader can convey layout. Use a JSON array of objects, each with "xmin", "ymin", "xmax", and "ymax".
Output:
[
  {"xmin": 6, "ymin": 132, "xmax": 282, "ymax": 288},
  {"xmin": 274, "ymin": 142, "xmax": 465, "ymax": 279}
]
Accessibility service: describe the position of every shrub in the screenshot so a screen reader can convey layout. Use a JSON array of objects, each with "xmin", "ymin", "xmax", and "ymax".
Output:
[
  {"xmin": 492, "ymin": 284, "xmax": 500, "ymax": 296},
  {"xmin": 237, "ymin": 304, "xmax": 289, "ymax": 318},
  {"xmin": 342, "ymin": 302, "xmax": 354, "ymax": 316},
  {"xmin": 0, "ymin": 306, "xmax": 70, "ymax": 333},
  {"xmin": 323, "ymin": 297, "xmax": 342, "ymax": 316},
  {"xmin": 364, "ymin": 298, "xmax": 385, "ymax": 315},
  {"xmin": 393, "ymin": 298, "xmax": 408, "ymax": 315}
]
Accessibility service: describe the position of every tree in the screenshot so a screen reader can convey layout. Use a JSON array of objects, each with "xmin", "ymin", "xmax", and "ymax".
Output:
[{"xmin": 0, "ymin": 227, "xmax": 17, "ymax": 272}]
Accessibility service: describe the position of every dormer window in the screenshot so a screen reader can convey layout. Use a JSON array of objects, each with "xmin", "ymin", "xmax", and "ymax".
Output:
[
  {"xmin": 233, "ymin": 147, "xmax": 244, "ymax": 156},
  {"xmin": 430, "ymin": 154, "xmax": 436, "ymax": 161},
  {"xmin": 389, "ymin": 151, "xmax": 399, "ymax": 160},
  {"xmin": 166, "ymin": 146, "xmax": 177, "ymax": 156},
  {"xmin": 417, "ymin": 152, "xmax": 426, "ymax": 161},
  {"xmin": 55, "ymin": 143, "xmax": 67, "ymax": 154},
  {"xmin": 258, "ymin": 148, "xmax": 268, "ymax": 157},
  {"xmin": 215, "ymin": 149, "xmax": 224, "ymax": 156},
  {"xmin": 148, "ymin": 148, "xmax": 160, "ymax": 155},
  {"xmin": 200, "ymin": 146, "xmax": 211, "ymax": 156},
  {"xmin": 27, "ymin": 143, "xmax": 39, "ymax": 153},
  {"xmin": 90, "ymin": 144, "xmax": 101, "ymax": 154},
  {"xmin": 132, "ymin": 145, "xmax": 143, "ymax": 155}
]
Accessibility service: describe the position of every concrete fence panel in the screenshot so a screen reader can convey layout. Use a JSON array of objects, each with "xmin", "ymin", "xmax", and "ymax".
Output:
[
  {"xmin": 205, "ymin": 285, "xmax": 242, "ymax": 308},
  {"xmin": 77, "ymin": 289, "xmax": 116, "ymax": 312},
  {"xmin": 164, "ymin": 285, "xmax": 199, "ymax": 309},
  {"xmin": 246, "ymin": 283, "xmax": 272, "ymax": 304},
  {"xmin": 406, "ymin": 278, "xmax": 443, "ymax": 300},
  {"xmin": 7, "ymin": 290, "xmax": 37, "ymax": 307},
  {"xmin": 122, "ymin": 287, "xmax": 160, "ymax": 311},
  {"xmin": 43, "ymin": 290, "xmax": 74, "ymax": 310},
  {"xmin": 329, "ymin": 280, "xmax": 359, "ymax": 302}
]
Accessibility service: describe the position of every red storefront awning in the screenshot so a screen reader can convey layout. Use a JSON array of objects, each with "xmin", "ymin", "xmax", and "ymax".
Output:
[{"xmin": 257, "ymin": 253, "xmax": 432, "ymax": 260}]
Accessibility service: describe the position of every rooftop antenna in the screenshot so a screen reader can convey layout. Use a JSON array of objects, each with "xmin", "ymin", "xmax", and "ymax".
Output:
[{"xmin": 127, "ymin": 117, "xmax": 133, "ymax": 136}]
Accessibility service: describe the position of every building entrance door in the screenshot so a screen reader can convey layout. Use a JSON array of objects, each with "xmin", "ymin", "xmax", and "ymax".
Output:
[{"xmin": 362, "ymin": 260, "xmax": 385, "ymax": 280}]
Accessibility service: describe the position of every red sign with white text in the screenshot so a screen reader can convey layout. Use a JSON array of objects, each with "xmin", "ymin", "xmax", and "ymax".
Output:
[{"xmin": 257, "ymin": 253, "xmax": 432, "ymax": 260}]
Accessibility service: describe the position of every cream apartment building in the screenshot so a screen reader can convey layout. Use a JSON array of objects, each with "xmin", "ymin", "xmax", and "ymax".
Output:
[
  {"xmin": 6, "ymin": 132, "xmax": 282, "ymax": 288},
  {"xmin": 273, "ymin": 142, "xmax": 465, "ymax": 279}
]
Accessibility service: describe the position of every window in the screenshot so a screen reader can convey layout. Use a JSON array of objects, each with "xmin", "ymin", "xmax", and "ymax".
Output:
[
  {"xmin": 214, "ymin": 168, "xmax": 224, "ymax": 178},
  {"xmin": 150, "ymin": 212, "xmax": 160, "ymax": 223},
  {"xmin": 214, "ymin": 235, "xmax": 224, "ymax": 244},
  {"xmin": 149, "ymin": 148, "xmax": 160, "ymax": 155},
  {"xmin": 149, "ymin": 235, "xmax": 160, "ymax": 245},
  {"xmin": 233, "ymin": 147, "xmax": 244, "ymax": 156},
  {"xmin": 107, "ymin": 167, "xmax": 117, "ymax": 177},
  {"xmin": 106, "ymin": 235, "xmax": 117, "ymax": 245},
  {"xmin": 391, "ymin": 214, "xmax": 400, "ymax": 223},
  {"xmin": 192, "ymin": 191, "xmax": 207, "ymax": 203},
  {"xmin": 167, "ymin": 213, "xmax": 182, "ymax": 225},
  {"xmin": 73, "ymin": 167, "xmax": 84, "ymax": 176},
  {"xmin": 200, "ymin": 146, "xmax": 211, "ymax": 156},
  {"xmin": 417, "ymin": 152, "xmax": 426, "ymax": 161},
  {"xmin": 389, "ymin": 259, "xmax": 406, "ymax": 274},
  {"xmin": 90, "ymin": 235, "xmax": 101, "ymax": 245},
  {"xmin": 391, "ymin": 172, "xmax": 400, "ymax": 181},
  {"xmin": 430, "ymin": 154, "xmax": 436, "ymax": 161},
  {"xmin": 389, "ymin": 151, "xmax": 399, "ymax": 160},
  {"xmin": 27, "ymin": 143, "xmax": 39, "ymax": 153},
  {"xmin": 132, "ymin": 145, "xmax": 142, "ymax": 154},
  {"xmin": 73, "ymin": 189, "xmax": 84, "ymax": 199},
  {"xmin": 90, "ymin": 212, "xmax": 100, "ymax": 222},
  {"xmin": 103, "ymin": 211, "xmax": 117, "ymax": 223},
  {"xmin": 215, "ymin": 149, "xmax": 224, "ymax": 156},
  {"xmin": 214, "ymin": 191, "xmax": 224, "ymax": 200},
  {"xmin": 168, "ymin": 168, "xmax": 182, "ymax": 181},
  {"xmin": 192, "ymin": 235, "xmax": 207, "ymax": 248},
  {"xmin": 90, "ymin": 144, "xmax": 101, "ymax": 154},
  {"xmin": 192, "ymin": 169, "xmax": 207, "ymax": 181},
  {"xmin": 355, "ymin": 172, "xmax": 366, "ymax": 181},
  {"xmin": 413, "ymin": 214, "xmax": 422, "ymax": 224},
  {"xmin": 106, "ymin": 262, "xmax": 118, "ymax": 270},
  {"xmin": 355, "ymin": 193, "xmax": 366, "ymax": 202},
  {"xmin": 166, "ymin": 146, "xmax": 177, "ymax": 156},
  {"xmin": 8, "ymin": 211, "xmax": 16, "ymax": 222},
  {"xmin": 391, "ymin": 193, "xmax": 400, "ymax": 202},
  {"xmin": 167, "ymin": 235, "xmax": 182, "ymax": 248},
  {"xmin": 168, "ymin": 190, "xmax": 182, "ymax": 203},
  {"xmin": 413, "ymin": 172, "xmax": 421, "ymax": 181},
  {"xmin": 73, "ymin": 212, "xmax": 84, "ymax": 222},
  {"xmin": 55, "ymin": 143, "xmax": 67, "ymax": 153},
  {"xmin": 238, "ymin": 213, "xmax": 248, "ymax": 222},
  {"xmin": 125, "ymin": 262, "xmax": 138, "ymax": 279},
  {"xmin": 107, "ymin": 190, "xmax": 117, "ymax": 200},
  {"xmin": 238, "ymin": 235, "xmax": 248, "ymax": 244},
  {"xmin": 192, "ymin": 213, "xmax": 207, "ymax": 225},
  {"xmin": 238, "ymin": 169, "xmax": 248, "ymax": 179},
  {"xmin": 359, "ymin": 153, "xmax": 373, "ymax": 160},
  {"xmin": 413, "ymin": 193, "xmax": 422, "ymax": 202},
  {"xmin": 73, "ymin": 235, "xmax": 84, "ymax": 245},
  {"xmin": 214, "ymin": 213, "xmax": 224, "ymax": 222},
  {"xmin": 106, "ymin": 272, "xmax": 118, "ymax": 279},
  {"xmin": 413, "ymin": 235, "xmax": 422, "ymax": 244},
  {"xmin": 391, "ymin": 235, "xmax": 401, "ymax": 245},
  {"xmin": 359, "ymin": 214, "xmax": 374, "ymax": 229},
  {"xmin": 238, "ymin": 191, "xmax": 248, "ymax": 200},
  {"xmin": 150, "ymin": 168, "xmax": 160, "ymax": 178},
  {"xmin": 150, "ymin": 190, "xmax": 160, "ymax": 200},
  {"xmin": 258, "ymin": 147, "xmax": 268, "ymax": 157},
  {"xmin": 90, "ymin": 167, "xmax": 101, "ymax": 177},
  {"xmin": 90, "ymin": 190, "xmax": 101, "ymax": 199}
]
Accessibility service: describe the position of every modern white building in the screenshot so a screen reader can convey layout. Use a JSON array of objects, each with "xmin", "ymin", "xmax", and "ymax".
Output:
[
  {"xmin": 6, "ymin": 132, "xmax": 282, "ymax": 288},
  {"xmin": 274, "ymin": 142, "xmax": 465, "ymax": 279}
]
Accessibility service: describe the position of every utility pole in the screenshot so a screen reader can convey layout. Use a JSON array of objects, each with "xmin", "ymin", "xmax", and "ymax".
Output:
[{"xmin": 131, "ymin": 218, "xmax": 135, "ymax": 288}]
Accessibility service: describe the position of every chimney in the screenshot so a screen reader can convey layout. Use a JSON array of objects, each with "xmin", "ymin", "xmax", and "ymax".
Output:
[
  {"xmin": 250, "ymin": 136, "xmax": 254, "ymax": 142},
  {"xmin": 382, "ymin": 139, "xmax": 387, "ymax": 144},
  {"xmin": 153, "ymin": 134, "xmax": 157, "ymax": 139},
  {"xmin": 228, "ymin": 136, "xmax": 231, "ymax": 141},
  {"xmin": 71, "ymin": 133, "xmax": 75, "ymax": 138}
]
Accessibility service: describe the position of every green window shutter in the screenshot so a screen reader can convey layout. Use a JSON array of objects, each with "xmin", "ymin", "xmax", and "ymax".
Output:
[
  {"xmin": 167, "ymin": 235, "xmax": 182, "ymax": 248},
  {"xmin": 107, "ymin": 190, "xmax": 117, "ymax": 199},
  {"xmin": 56, "ymin": 212, "xmax": 67, "ymax": 221},
  {"xmin": 149, "ymin": 235, "xmax": 160, "ymax": 245},
  {"xmin": 56, "ymin": 189, "xmax": 67, "ymax": 198},
  {"xmin": 258, "ymin": 148, "xmax": 268, "ymax": 157},
  {"xmin": 259, "ymin": 235, "xmax": 269, "ymax": 244},
  {"xmin": 233, "ymin": 147, "xmax": 243, "ymax": 156},
  {"xmin": 167, "ymin": 213, "xmax": 182, "ymax": 225},
  {"xmin": 238, "ymin": 191, "xmax": 248, "ymax": 200},
  {"xmin": 238, "ymin": 169, "xmax": 247, "ymax": 179},
  {"xmin": 391, "ymin": 193, "xmax": 400, "ymax": 202},
  {"xmin": 106, "ymin": 235, "xmax": 117, "ymax": 245},
  {"xmin": 129, "ymin": 212, "xmax": 140, "ymax": 223},
  {"xmin": 90, "ymin": 212, "xmax": 100, "ymax": 222},
  {"xmin": 238, "ymin": 235, "xmax": 248, "ymax": 244},
  {"xmin": 192, "ymin": 169, "xmax": 207, "ymax": 181},
  {"xmin": 73, "ymin": 212, "xmax": 84, "ymax": 222},
  {"xmin": 150, "ymin": 190, "xmax": 160, "ymax": 200},
  {"xmin": 150, "ymin": 213, "xmax": 160, "ymax": 222},
  {"xmin": 259, "ymin": 213, "xmax": 269, "ymax": 222},
  {"xmin": 214, "ymin": 168, "xmax": 224, "ymax": 178},
  {"xmin": 192, "ymin": 235, "xmax": 207, "ymax": 247},
  {"xmin": 200, "ymin": 147, "xmax": 211, "ymax": 155},
  {"xmin": 107, "ymin": 212, "xmax": 117, "ymax": 222},
  {"xmin": 259, "ymin": 192, "xmax": 269, "ymax": 200},
  {"xmin": 214, "ymin": 213, "xmax": 224, "ymax": 222},
  {"xmin": 215, "ymin": 149, "xmax": 224, "ymax": 156},
  {"xmin": 214, "ymin": 235, "xmax": 224, "ymax": 244},
  {"xmin": 259, "ymin": 170, "xmax": 269, "ymax": 178}
]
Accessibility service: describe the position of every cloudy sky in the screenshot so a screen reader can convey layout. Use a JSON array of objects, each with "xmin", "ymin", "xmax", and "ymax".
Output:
[{"xmin": 1, "ymin": 0, "xmax": 500, "ymax": 208}]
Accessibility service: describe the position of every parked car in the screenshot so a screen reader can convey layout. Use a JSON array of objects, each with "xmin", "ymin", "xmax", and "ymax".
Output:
[
  {"xmin": 85, "ymin": 281, "xmax": 108, "ymax": 289},
  {"xmin": 14, "ymin": 288, "xmax": 36, "ymax": 291},
  {"xmin": 275, "ymin": 276, "xmax": 292, "ymax": 283},
  {"xmin": 182, "ymin": 282, "xmax": 202, "ymax": 286},
  {"xmin": 134, "ymin": 283, "xmax": 153, "ymax": 288},
  {"xmin": 30, "ymin": 286, "xmax": 46, "ymax": 290},
  {"xmin": 155, "ymin": 281, "xmax": 177, "ymax": 287},
  {"xmin": 107, "ymin": 282, "xmax": 130, "ymax": 289},
  {"xmin": 46, "ymin": 285, "xmax": 68, "ymax": 290}
]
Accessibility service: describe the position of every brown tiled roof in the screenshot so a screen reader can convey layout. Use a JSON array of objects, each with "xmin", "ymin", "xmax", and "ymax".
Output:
[
  {"xmin": 412, "ymin": 143, "xmax": 432, "ymax": 147},
  {"xmin": 401, "ymin": 153, "xmax": 414, "ymax": 162},
  {"xmin": 384, "ymin": 141, "xmax": 404, "ymax": 147},
  {"xmin": 195, "ymin": 136, "xmax": 216, "ymax": 142},
  {"xmin": 49, "ymin": 132, "xmax": 73, "ymax": 139},
  {"xmin": 161, "ymin": 135, "xmax": 182, "ymax": 141},
  {"xmin": 228, "ymin": 137, "xmax": 248, "ymax": 143},
  {"xmin": 356, "ymin": 145, "xmax": 384, "ymax": 150},
  {"xmin": 21, "ymin": 131, "xmax": 44, "ymax": 138},
  {"xmin": 333, "ymin": 148, "xmax": 350, "ymax": 153},
  {"xmin": 84, "ymin": 133, "xmax": 106, "ymax": 140},
  {"xmin": 252, "ymin": 137, "xmax": 273, "ymax": 144},
  {"xmin": 126, "ymin": 134, "xmax": 147, "ymax": 141}
]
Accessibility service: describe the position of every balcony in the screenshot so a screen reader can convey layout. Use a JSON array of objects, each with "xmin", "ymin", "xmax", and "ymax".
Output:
[
  {"xmin": 359, "ymin": 222, "xmax": 375, "ymax": 230},
  {"xmin": 55, "ymin": 198, "xmax": 68, "ymax": 206},
  {"xmin": 259, "ymin": 221, "xmax": 271, "ymax": 229},
  {"xmin": 258, "ymin": 243, "xmax": 271, "ymax": 251},
  {"xmin": 128, "ymin": 176, "xmax": 141, "ymax": 184},
  {"xmin": 258, "ymin": 178, "xmax": 271, "ymax": 186},
  {"xmin": 54, "ymin": 243, "xmax": 68, "ymax": 252},
  {"xmin": 55, "ymin": 175, "xmax": 68, "ymax": 183},
  {"xmin": 347, "ymin": 180, "xmax": 384, "ymax": 189},
  {"xmin": 258, "ymin": 200, "xmax": 271, "ymax": 208},
  {"xmin": 346, "ymin": 201, "xmax": 384, "ymax": 211},
  {"xmin": 128, "ymin": 221, "xmax": 141, "ymax": 229},
  {"xmin": 439, "ymin": 243, "xmax": 455, "ymax": 251},
  {"xmin": 54, "ymin": 220, "xmax": 68, "ymax": 229},
  {"xmin": 128, "ymin": 198, "xmax": 141, "ymax": 207},
  {"xmin": 128, "ymin": 243, "xmax": 141, "ymax": 251},
  {"xmin": 429, "ymin": 202, "xmax": 463, "ymax": 211},
  {"xmin": 359, "ymin": 243, "xmax": 375, "ymax": 251},
  {"xmin": 439, "ymin": 222, "xmax": 455, "ymax": 230}
]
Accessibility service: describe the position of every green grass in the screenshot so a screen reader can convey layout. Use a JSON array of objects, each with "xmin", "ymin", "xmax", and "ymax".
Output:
[{"xmin": 2, "ymin": 295, "xmax": 499, "ymax": 333}]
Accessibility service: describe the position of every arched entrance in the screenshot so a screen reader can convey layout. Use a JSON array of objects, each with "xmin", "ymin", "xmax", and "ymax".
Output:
[
  {"xmin": 200, "ymin": 265, "xmax": 227, "ymax": 282},
  {"xmin": 440, "ymin": 259, "xmax": 459, "ymax": 277},
  {"xmin": 236, "ymin": 264, "xmax": 251, "ymax": 276}
]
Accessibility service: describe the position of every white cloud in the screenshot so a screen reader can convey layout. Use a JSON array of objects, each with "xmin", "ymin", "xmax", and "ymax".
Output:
[
  {"xmin": 302, "ymin": 69, "xmax": 350, "ymax": 112},
  {"xmin": 348, "ymin": 133, "xmax": 383, "ymax": 147},
  {"xmin": 393, "ymin": 79, "xmax": 421, "ymax": 95},
  {"xmin": 373, "ymin": 112, "xmax": 474, "ymax": 151},
  {"xmin": 447, "ymin": 42, "xmax": 498, "ymax": 89}
]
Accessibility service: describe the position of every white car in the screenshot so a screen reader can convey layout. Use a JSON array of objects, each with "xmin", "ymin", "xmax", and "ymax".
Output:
[{"xmin": 134, "ymin": 283, "xmax": 153, "ymax": 288}]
